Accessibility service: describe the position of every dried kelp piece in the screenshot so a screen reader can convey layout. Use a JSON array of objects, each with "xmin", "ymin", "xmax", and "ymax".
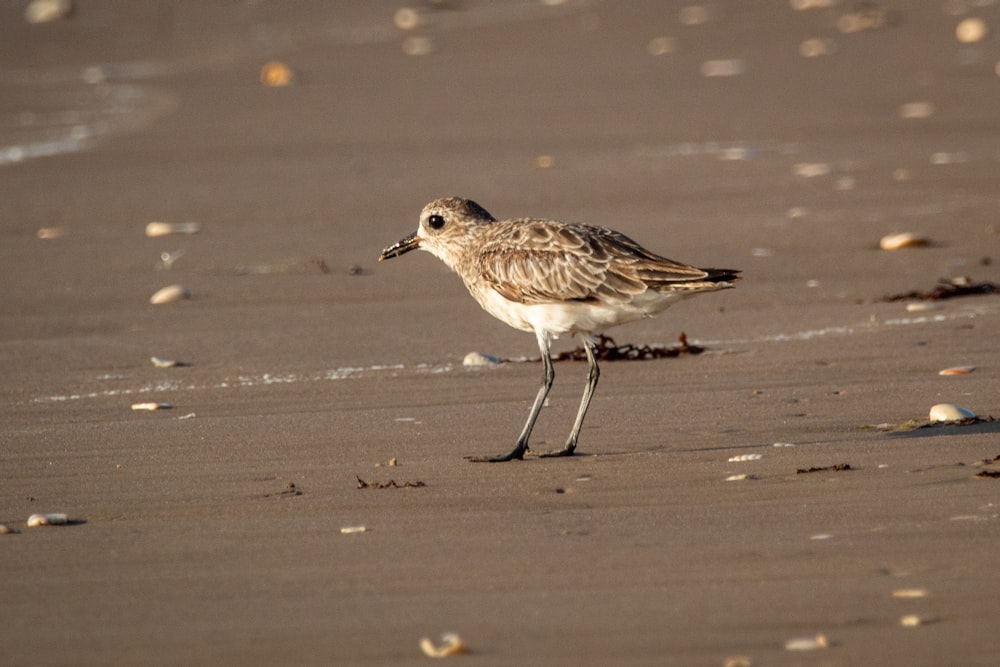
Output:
[
  {"xmin": 881, "ymin": 276, "xmax": 999, "ymax": 302},
  {"xmin": 797, "ymin": 463, "xmax": 852, "ymax": 474},
  {"xmin": 975, "ymin": 470, "xmax": 1000, "ymax": 479},
  {"xmin": 356, "ymin": 476, "xmax": 426, "ymax": 489},
  {"xmin": 555, "ymin": 332, "xmax": 703, "ymax": 363}
]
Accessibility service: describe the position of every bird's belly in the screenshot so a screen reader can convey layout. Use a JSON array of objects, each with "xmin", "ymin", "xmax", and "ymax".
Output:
[{"xmin": 474, "ymin": 288, "xmax": 658, "ymax": 337}]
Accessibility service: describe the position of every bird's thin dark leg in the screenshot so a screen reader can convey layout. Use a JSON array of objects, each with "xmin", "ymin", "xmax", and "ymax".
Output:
[
  {"xmin": 540, "ymin": 335, "xmax": 599, "ymax": 458},
  {"xmin": 467, "ymin": 336, "xmax": 554, "ymax": 462}
]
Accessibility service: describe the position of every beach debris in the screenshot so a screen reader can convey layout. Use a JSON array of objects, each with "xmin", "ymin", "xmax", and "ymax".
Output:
[
  {"xmin": 150, "ymin": 356, "xmax": 190, "ymax": 368},
  {"xmin": 893, "ymin": 588, "xmax": 928, "ymax": 599},
  {"xmin": 898, "ymin": 101, "xmax": 935, "ymax": 120},
  {"xmin": 799, "ymin": 37, "xmax": 835, "ymax": 57},
  {"xmin": 700, "ymin": 59, "xmax": 745, "ymax": 77},
  {"xmin": 356, "ymin": 476, "xmax": 426, "ymax": 489},
  {"xmin": 131, "ymin": 402, "xmax": 172, "ymax": 411},
  {"xmin": 374, "ymin": 457, "xmax": 399, "ymax": 467},
  {"xmin": 647, "ymin": 36, "xmax": 677, "ymax": 56},
  {"xmin": 402, "ymin": 36, "xmax": 435, "ymax": 56},
  {"xmin": 905, "ymin": 302, "xmax": 942, "ymax": 312},
  {"xmin": 463, "ymin": 352, "xmax": 501, "ymax": 367},
  {"xmin": 26, "ymin": 513, "xmax": 68, "ymax": 527},
  {"xmin": 0, "ymin": 524, "xmax": 20, "ymax": 534},
  {"xmin": 879, "ymin": 232, "xmax": 929, "ymax": 250},
  {"xmin": 261, "ymin": 482, "xmax": 301, "ymax": 498},
  {"xmin": 419, "ymin": 633, "xmax": 468, "ymax": 658},
  {"xmin": 260, "ymin": 61, "xmax": 294, "ymax": 87},
  {"xmin": 938, "ymin": 366, "xmax": 975, "ymax": 376},
  {"xmin": 158, "ymin": 250, "xmax": 185, "ymax": 270},
  {"xmin": 900, "ymin": 614, "xmax": 935, "ymax": 627},
  {"xmin": 340, "ymin": 526, "xmax": 367, "ymax": 534},
  {"xmin": 976, "ymin": 470, "xmax": 1000, "ymax": 479},
  {"xmin": 810, "ymin": 533, "xmax": 833, "ymax": 540},
  {"xmin": 797, "ymin": 463, "xmax": 851, "ymax": 474},
  {"xmin": 773, "ymin": 442, "xmax": 795, "ymax": 448},
  {"xmin": 784, "ymin": 634, "xmax": 828, "ymax": 651},
  {"xmin": 728, "ymin": 454, "xmax": 762, "ymax": 462},
  {"xmin": 725, "ymin": 474, "xmax": 754, "ymax": 481},
  {"xmin": 25, "ymin": 0, "xmax": 72, "ymax": 24},
  {"xmin": 723, "ymin": 657, "xmax": 752, "ymax": 667},
  {"xmin": 793, "ymin": 162, "xmax": 830, "ymax": 178},
  {"xmin": 929, "ymin": 403, "xmax": 975, "ymax": 422},
  {"xmin": 555, "ymin": 333, "xmax": 702, "ymax": 363},
  {"xmin": 881, "ymin": 276, "xmax": 999, "ymax": 301},
  {"xmin": 956, "ymin": 17, "xmax": 988, "ymax": 43},
  {"xmin": 36, "ymin": 227, "xmax": 66, "ymax": 239},
  {"xmin": 149, "ymin": 284, "xmax": 190, "ymax": 304},
  {"xmin": 145, "ymin": 221, "xmax": 200, "ymax": 237},
  {"xmin": 790, "ymin": 0, "xmax": 836, "ymax": 9}
]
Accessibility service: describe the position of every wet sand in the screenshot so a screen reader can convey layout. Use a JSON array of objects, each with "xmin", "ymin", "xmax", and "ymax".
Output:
[{"xmin": 3, "ymin": 2, "xmax": 1000, "ymax": 665}]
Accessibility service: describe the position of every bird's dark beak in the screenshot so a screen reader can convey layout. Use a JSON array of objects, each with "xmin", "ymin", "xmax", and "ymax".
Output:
[{"xmin": 379, "ymin": 232, "xmax": 421, "ymax": 261}]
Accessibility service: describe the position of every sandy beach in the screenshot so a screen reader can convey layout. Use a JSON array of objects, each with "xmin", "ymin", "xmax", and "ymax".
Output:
[{"xmin": 3, "ymin": 1, "xmax": 1000, "ymax": 664}]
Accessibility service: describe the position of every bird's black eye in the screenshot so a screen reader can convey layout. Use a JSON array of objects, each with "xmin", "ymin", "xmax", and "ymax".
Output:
[{"xmin": 427, "ymin": 214, "xmax": 446, "ymax": 230}]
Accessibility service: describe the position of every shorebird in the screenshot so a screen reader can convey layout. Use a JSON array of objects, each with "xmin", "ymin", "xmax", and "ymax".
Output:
[{"xmin": 379, "ymin": 197, "xmax": 740, "ymax": 462}]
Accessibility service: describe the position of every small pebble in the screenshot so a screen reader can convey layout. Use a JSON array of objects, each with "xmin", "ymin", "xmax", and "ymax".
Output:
[
  {"xmin": 899, "ymin": 101, "xmax": 935, "ymax": 120},
  {"xmin": 145, "ymin": 221, "xmax": 200, "ymax": 237},
  {"xmin": 534, "ymin": 154, "xmax": 556, "ymax": 169},
  {"xmin": 149, "ymin": 284, "xmax": 190, "ymax": 304},
  {"xmin": 799, "ymin": 37, "xmax": 835, "ymax": 57},
  {"xmin": 260, "ymin": 61, "xmax": 294, "ymax": 87},
  {"xmin": 0, "ymin": 524, "xmax": 18, "ymax": 534},
  {"xmin": 419, "ymin": 633, "xmax": 468, "ymax": 658},
  {"xmin": 879, "ymin": 232, "xmax": 929, "ymax": 250},
  {"xmin": 906, "ymin": 302, "xmax": 942, "ymax": 312},
  {"xmin": 26, "ymin": 513, "xmax": 68, "ymax": 527},
  {"xmin": 793, "ymin": 162, "xmax": 830, "ymax": 178},
  {"xmin": 956, "ymin": 17, "xmax": 988, "ymax": 43},
  {"xmin": 938, "ymin": 366, "xmax": 975, "ymax": 375},
  {"xmin": 131, "ymin": 402, "xmax": 172, "ymax": 411},
  {"xmin": 340, "ymin": 525, "xmax": 367, "ymax": 534},
  {"xmin": 784, "ymin": 634, "xmax": 828, "ymax": 651},
  {"xmin": 929, "ymin": 403, "xmax": 975, "ymax": 421},
  {"xmin": 463, "ymin": 352, "xmax": 501, "ymax": 367}
]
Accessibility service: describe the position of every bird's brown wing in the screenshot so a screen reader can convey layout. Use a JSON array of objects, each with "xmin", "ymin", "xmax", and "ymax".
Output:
[{"xmin": 475, "ymin": 221, "xmax": 709, "ymax": 305}]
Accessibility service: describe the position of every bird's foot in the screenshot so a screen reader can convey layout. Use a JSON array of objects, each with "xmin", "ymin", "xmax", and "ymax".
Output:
[{"xmin": 465, "ymin": 444, "xmax": 527, "ymax": 463}]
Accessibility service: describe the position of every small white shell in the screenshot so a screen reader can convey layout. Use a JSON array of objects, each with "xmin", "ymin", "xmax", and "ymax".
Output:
[
  {"xmin": 900, "ymin": 614, "xmax": 930, "ymax": 627},
  {"xmin": 906, "ymin": 302, "xmax": 942, "ymax": 312},
  {"xmin": 463, "ymin": 352, "xmax": 501, "ymax": 367},
  {"xmin": 26, "ymin": 513, "xmax": 68, "ymax": 527},
  {"xmin": 419, "ymin": 633, "xmax": 468, "ymax": 658},
  {"xmin": 929, "ymin": 403, "xmax": 975, "ymax": 422},
  {"xmin": 728, "ymin": 454, "xmax": 761, "ymax": 462},
  {"xmin": 131, "ymin": 402, "xmax": 172, "ymax": 411},
  {"xmin": 880, "ymin": 232, "xmax": 929, "ymax": 250},
  {"xmin": 784, "ymin": 634, "xmax": 828, "ymax": 651},
  {"xmin": 340, "ymin": 526, "xmax": 367, "ymax": 534},
  {"xmin": 24, "ymin": 0, "xmax": 72, "ymax": 24},
  {"xmin": 149, "ymin": 285, "xmax": 190, "ymax": 304},
  {"xmin": 145, "ymin": 221, "xmax": 200, "ymax": 237},
  {"xmin": 150, "ymin": 357, "xmax": 185, "ymax": 368}
]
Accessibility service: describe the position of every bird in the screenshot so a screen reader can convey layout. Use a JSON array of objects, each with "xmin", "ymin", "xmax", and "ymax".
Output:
[{"xmin": 378, "ymin": 197, "xmax": 740, "ymax": 462}]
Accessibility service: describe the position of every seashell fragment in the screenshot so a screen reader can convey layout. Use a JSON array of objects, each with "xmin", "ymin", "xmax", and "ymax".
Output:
[
  {"xmin": 700, "ymin": 59, "xmax": 745, "ymax": 77},
  {"xmin": 340, "ymin": 525, "xmax": 367, "ymax": 534},
  {"xmin": 131, "ymin": 402, "xmax": 172, "ymax": 411},
  {"xmin": 793, "ymin": 162, "xmax": 830, "ymax": 178},
  {"xmin": 26, "ymin": 513, "xmax": 68, "ymax": 527},
  {"xmin": 36, "ymin": 227, "xmax": 66, "ymax": 239},
  {"xmin": 145, "ymin": 221, "xmax": 200, "ymax": 237},
  {"xmin": 784, "ymin": 634, "xmax": 828, "ymax": 651},
  {"xmin": 647, "ymin": 36, "xmax": 677, "ymax": 56},
  {"xmin": 149, "ymin": 284, "xmax": 190, "ymax": 304},
  {"xmin": 725, "ymin": 474, "xmax": 751, "ymax": 481},
  {"xmin": 879, "ymin": 232, "xmax": 929, "ymax": 250},
  {"xmin": 150, "ymin": 356, "xmax": 185, "ymax": 368},
  {"xmin": 25, "ymin": 0, "xmax": 72, "ymax": 23},
  {"xmin": 900, "ymin": 614, "xmax": 929, "ymax": 627},
  {"xmin": 260, "ymin": 61, "xmax": 293, "ymax": 87},
  {"xmin": 899, "ymin": 101, "xmax": 935, "ymax": 119},
  {"xmin": 893, "ymin": 588, "xmax": 928, "ymax": 599},
  {"xmin": 929, "ymin": 403, "xmax": 975, "ymax": 421},
  {"xmin": 939, "ymin": 366, "xmax": 975, "ymax": 376},
  {"xmin": 728, "ymin": 454, "xmax": 762, "ymax": 462},
  {"xmin": 0, "ymin": 524, "xmax": 19, "ymax": 534},
  {"xmin": 463, "ymin": 352, "xmax": 501, "ymax": 367},
  {"xmin": 799, "ymin": 37, "xmax": 835, "ymax": 57},
  {"xmin": 419, "ymin": 633, "xmax": 468, "ymax": 658},
  {"xmin": 906, "ymin": 302, "xmax": 942, "ymax": 312}
]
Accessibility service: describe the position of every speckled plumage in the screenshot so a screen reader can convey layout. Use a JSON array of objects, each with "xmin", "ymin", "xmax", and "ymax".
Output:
[{"xmin": 379, "ymin": 197, "xmax": 739, "ymax": 461}]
